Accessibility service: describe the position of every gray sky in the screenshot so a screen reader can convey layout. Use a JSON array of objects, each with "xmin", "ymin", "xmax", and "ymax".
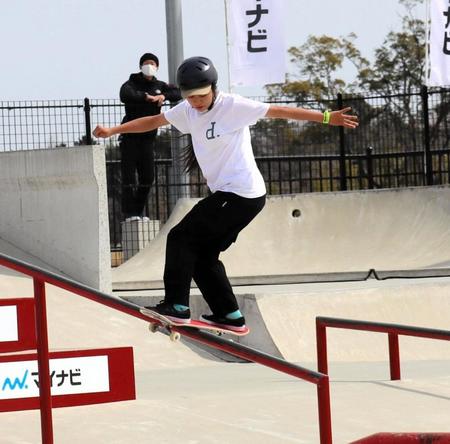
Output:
[{"xmin": 0, "ymin": 0, "xmax": 425, "ymax": 101}]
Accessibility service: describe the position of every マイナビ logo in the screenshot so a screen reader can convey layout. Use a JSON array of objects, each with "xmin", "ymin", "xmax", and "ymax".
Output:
[{"xmin": 2, "ymin": 369, "xmax": 29, "ymax": 392}]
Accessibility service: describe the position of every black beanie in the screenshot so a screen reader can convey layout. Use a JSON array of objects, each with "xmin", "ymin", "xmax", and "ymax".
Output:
[{"xmin": 139, "ymin": 53, "xmax": 159, "ymax": 67}]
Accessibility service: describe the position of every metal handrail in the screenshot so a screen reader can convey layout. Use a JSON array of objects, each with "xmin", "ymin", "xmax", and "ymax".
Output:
[
  {"xmin": 316, "ymin": 316, "xmax": 450, "ymax": 379},
  {"xmin": 0, "ymin": 252, "xmax": 332, "ymax": 444}
]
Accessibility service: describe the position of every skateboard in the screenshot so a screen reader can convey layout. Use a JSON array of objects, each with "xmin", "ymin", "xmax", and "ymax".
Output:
[{"xmin": 140, "ymin": 307, "xmax": 250, "ymax": 342}]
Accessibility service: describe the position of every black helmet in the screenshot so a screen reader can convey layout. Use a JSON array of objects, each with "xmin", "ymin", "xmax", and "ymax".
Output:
[{"xmin": 176, "ymin": 57, "xmax": 218, "ymax": 96}]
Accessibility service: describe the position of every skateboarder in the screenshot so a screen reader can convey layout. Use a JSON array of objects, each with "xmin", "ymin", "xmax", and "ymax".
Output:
[{"xmin": 93, "ymin": 56, "xmax": 358, "ymax": 332}]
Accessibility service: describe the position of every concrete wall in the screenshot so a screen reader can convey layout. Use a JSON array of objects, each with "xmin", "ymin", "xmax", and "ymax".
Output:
[
  {"xmin": 113, "ymin": 187, "xmax": 450, "ymax": 289},
  {"xmin": 0, "ymin": 146, "xmax": 111, "ymax": 293}
]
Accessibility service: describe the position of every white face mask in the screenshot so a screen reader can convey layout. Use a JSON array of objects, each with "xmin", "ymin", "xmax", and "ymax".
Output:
[{"xmin": 141, "ymin": 64, "xmax": 158, "ymax": 77}]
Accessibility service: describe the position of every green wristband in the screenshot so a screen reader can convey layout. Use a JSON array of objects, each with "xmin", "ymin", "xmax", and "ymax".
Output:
[{"xmin": 322, "ymin": 110, "xmax": 331, "ymax": 125}]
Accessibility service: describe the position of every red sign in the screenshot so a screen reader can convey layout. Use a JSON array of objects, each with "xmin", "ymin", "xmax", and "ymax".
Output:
[
  {"xmin": 0, "ymin": 298, "xmax": 36, "ymax": 353},
  {"xmin": 0, "ymin": 347, "xmax": 135, "ymax": 412}
]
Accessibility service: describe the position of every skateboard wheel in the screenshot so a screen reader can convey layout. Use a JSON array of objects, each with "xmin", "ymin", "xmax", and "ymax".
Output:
[
  {"xmin": 170, "ymin": 331, "xmax": 181, "ymax": 342},
  {"xmin": 149, "ymin": 323, "xmax": 159, "ymax": 333}
]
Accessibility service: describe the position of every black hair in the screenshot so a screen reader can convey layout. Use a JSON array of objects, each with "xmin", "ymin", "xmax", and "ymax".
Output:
[{"xmin": 179, "ymin": 135, "xmax": 198, "ymax": 173}]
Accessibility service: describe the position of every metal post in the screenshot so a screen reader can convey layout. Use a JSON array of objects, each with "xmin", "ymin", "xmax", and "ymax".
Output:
[
  {"xmin": 223, "ymin": 0, "xmax": 233, "ymax": 93},
  {"xmin": 337, "ymin": 93, "xmax": 347, "ymax": 191},
  {"xmin": 83, "ymin": 98, "xmax": 92, "ymax": 146},
  {"xmin": 165, "ymin": 0, "xmax": 184, "ymax": 86},
  {"xmin": 316, "ymin": 320, "xmax": 328, "ymax": 375},
  {"xmin": 388, "ymin": 333, "xmax": 401, "ymax": 380},
  {"xmin": 366, "ymin": 146, "xmax": 374, "ymax": 189},
  {"xmin": 34, "ymin": 278, "xmax": 54, "ymax": 444},
  {"xmin": 421, "ymin": 85, "xmax": 433, "ymax": 186},
  {"xmin": 165, "ymin": 0, "xmax": 189, "ymax": 211},
  {"xmin": 317, "ymin": 376, "xmax": 333, "ymax": 444}
]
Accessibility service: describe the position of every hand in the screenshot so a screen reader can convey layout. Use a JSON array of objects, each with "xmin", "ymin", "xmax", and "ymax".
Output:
[
  {"xmin": 93, "ymin": 125, "xmax": 112, "ymax": 138},
  {"xmin": 330, "ymin": 107, "xmax": 359, "ymax": 129},
  {"xmin": 145, "ymin": 93, "xmax": 165, "ymax": 106}
]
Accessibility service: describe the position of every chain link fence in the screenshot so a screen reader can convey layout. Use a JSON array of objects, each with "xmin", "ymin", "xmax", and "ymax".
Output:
[{"xmin": 2, "ymin": 87, "xmax": 450, "ymax": 265}]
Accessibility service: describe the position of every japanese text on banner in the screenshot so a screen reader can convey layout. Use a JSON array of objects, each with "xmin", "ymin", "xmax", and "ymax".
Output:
[
  {"xmin": 226, "ymin": 0, "xmax": 286, "ymax": 87},
  {"xmin": 428, "ymin": 0, "xmax": 450, "ymax": 86}
]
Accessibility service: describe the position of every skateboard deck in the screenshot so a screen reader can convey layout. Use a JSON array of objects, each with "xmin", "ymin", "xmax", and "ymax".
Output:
[{"xmin": 140, "ymin": 307, "xmax": 250, "ymax": 341}]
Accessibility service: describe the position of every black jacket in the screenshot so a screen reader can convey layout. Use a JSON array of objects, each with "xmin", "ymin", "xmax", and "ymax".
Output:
[{"xmin": 120, "ymin": 73, "xmax": 181, "ymax": 137}]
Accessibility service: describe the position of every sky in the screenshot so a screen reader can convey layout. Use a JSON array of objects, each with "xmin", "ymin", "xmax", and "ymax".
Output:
[{"xmin": 0, "ymin": 0, "xmax": 426, "ymax": 101}]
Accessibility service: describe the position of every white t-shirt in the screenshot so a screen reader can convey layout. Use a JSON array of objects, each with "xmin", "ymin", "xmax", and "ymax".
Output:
[{"xmin": 164, "ymin": 91, "xmax": 269, "ymax": 198}]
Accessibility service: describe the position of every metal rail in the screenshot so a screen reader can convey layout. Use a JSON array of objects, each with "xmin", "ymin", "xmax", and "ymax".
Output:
[
  {"xmin": 316, "ymin": 316, "xmax": 450, "ymax": 379},
  {"xmin": 0, "ymin": 252, "xmax": 332, "ymax": 444}
]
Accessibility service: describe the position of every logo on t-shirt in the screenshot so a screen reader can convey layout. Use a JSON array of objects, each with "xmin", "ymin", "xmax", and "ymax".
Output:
[{"xmin": 206, "ymin": 122, "xmax": 217, "ymax": 140}]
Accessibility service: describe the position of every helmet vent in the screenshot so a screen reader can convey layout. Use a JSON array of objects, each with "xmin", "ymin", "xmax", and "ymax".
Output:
[{"xmin": 176, "ymin": 56, "xmax": 218, "ymax": 89}]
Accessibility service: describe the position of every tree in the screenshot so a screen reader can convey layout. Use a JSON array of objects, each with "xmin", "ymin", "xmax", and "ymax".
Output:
[
  {"xmin": 266, "ymin": 33, "xmax": 369, "ymax": 101},
  {"xmin": 267, "ymin": 0, "xmax": 425, "ymax": 100},
  {"xmin": 357, "ymin": 0, "xmax": 426, "ymax": 95},
  {"xmin": 260, "ymin": 0, "xmax": 450, "ymax": 190}
]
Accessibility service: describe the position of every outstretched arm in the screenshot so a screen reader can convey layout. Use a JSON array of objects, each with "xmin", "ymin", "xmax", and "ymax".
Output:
[
  {"xmin": 265, "ymin": 105, "xmax": 358, "ymax": 129},
  {"xmin": 93, "ymin": 113, "xmax": 169, "ymax": 138}
]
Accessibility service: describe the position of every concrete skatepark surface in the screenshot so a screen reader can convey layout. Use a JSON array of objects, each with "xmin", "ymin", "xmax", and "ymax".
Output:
[
  {"xmin": 0, "ymin": 238, "xmax": 62, "ymax": 278},
  {"xmin": 113, "ymin": 186, "xmax": 450, "ymax": 289},
  {"xmin": 1, "ymin": 270, "xmax": 450, "ymax": 443},
  {"xmin": 1, "ymin": 186, "xmax": 450, "ymax": 442},
  {"xmin": 122, "ymin": 276, "xmax": 450, "ymax": 363}
]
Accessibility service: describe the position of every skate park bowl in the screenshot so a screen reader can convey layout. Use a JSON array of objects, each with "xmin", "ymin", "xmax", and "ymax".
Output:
[
  {"xmin": 115, "ymin": 185, "xmax": 450, "ymax": 364},
  {"xmin": 113, "ymin": 185, "xmax": 450, "ymax": 290}
]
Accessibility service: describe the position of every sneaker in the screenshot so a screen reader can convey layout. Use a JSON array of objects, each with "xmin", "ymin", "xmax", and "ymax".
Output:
[
  {"xmin": 141, "ymin": 216, "xmax": 151, "ymax": 222},
  {"xmin": 145, "ymin": 301, "xmax": 191, "ymax": 324},
  {"xmin": 201, "ymin": 314, "xmax": 247, "ymax": 332}
]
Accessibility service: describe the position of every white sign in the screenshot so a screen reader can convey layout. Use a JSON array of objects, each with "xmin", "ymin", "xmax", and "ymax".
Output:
[
  {"xmin": 226, "ymin": 0, "xmax": 286, "ymax": 87},
  {"xmin": 0, "ymin": 306, "xmax": 18, "ymax": 342},
  {"xmin": 0, "ymin": 356, "xmax": 109, "ymax": 400},
  {"xmin": 428, "ymin": 0, "xmax": 450, "ymax": 86}
]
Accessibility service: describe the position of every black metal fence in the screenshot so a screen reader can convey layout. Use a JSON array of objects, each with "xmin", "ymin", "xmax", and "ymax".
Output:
[{"xmin": 2, "ymin": 87, "xmax": 450, "ymax": 265}]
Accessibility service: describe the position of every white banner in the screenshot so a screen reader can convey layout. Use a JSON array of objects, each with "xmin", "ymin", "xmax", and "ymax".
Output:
[
  {"xmin": 428, "ymin": 0, "xmax": 450, "ymax": 86},
  {"xmin": 0, "ymin": 356, "xmax": 109, "ymax": 400},
  {"xmin": 0, "ymin": 306, "xmax": 18, "ymax": 342},
  {"xmin": 226, "ymin": 0, "xmax": 286, "ymax": 87}
]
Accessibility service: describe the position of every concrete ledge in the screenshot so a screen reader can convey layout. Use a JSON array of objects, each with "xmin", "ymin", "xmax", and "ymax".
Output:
[
  {"xmin": 0, "ymin": 146, "xmax": 111, "ymax": 292},
  {"xmin": 112, "ymin": 269, "xmax": 450, "ymax": 291}
]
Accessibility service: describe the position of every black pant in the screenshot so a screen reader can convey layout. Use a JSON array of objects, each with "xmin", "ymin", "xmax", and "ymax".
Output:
[
  {"xmin": 163, "ymin": 192, "xmax": 266, "ymax": 316},
  {"xmin": 120, "ymin": 135, "xmax": 155, "ymax": 218}
]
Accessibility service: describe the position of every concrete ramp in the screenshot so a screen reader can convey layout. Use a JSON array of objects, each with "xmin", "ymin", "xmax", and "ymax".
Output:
[
  {"xmin": 246, "ymin": 279, "xmax": 450, "ymax": 362},
  {"xmin": 113, "ymin": 186, "xmax": 450, "ymax": 289},
  {"xmin": 0, "ymin": 270, "xmax": 215, "ymax": 370},
  {"xmin": 0, "ymin": 237, "xmax": 63, "ymax": 277},
  {"xmin": 122, "ymin": 275, "xmax": 450, "ymax": 363}
]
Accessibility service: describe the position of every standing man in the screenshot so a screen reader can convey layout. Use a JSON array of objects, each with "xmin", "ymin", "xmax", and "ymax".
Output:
[{"xmin": 119, "ymin": 52, "xmax": 181, "ymax": 221}]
